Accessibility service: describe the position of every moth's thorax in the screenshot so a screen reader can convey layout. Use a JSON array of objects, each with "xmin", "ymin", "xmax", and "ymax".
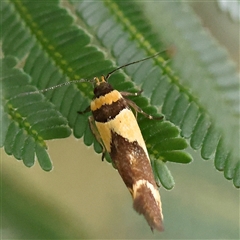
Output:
[
  {"xmin": 91, "ymin": 77, "xmax": 127, "ymax": 122},
  {"xmin": 93, "ymin": 76, "xmax": 113, "ymax": 98}
]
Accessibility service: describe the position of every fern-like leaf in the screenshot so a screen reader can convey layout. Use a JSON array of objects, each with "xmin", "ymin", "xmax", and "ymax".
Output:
[
  {"xmin": 72, "ymin": 0, "xmax": 239, "ymax": 187},
  {"xmin": 1, "ymin": 0, "xmax": 239, "ymax": 188},
  {"xmin": 138, "ymin": 1, "xmax": 240, "ymax": 187}
]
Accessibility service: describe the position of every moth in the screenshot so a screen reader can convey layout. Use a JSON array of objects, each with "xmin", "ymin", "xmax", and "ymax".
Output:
[{"xmin": 80, "ymin": 53, "xmax": 164, "ymax": 231}]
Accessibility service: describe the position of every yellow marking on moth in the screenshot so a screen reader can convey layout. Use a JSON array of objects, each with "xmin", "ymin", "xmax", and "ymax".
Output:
[
  {"xmin": 90, "ymin": 90, "xmax": 122, "ymax": 111},
  {"xmin": 95, "ymin": 122, "xmax": 111, "ymax": 152},
  {"xmin": 133, "ymin": 179, "xmax": 163, "ymax": 219},
  {"xmin": 95, "ymin": 108, "xmax": 149, "ymax": 160}
]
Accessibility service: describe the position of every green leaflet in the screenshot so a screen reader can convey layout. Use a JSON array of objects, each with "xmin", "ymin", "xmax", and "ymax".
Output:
[{"xmin": 1, "ymin": 0, "xmax": 238, "ymax": 189}]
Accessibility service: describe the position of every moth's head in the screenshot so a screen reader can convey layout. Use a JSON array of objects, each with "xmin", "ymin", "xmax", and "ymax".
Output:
[{"xmin": 93, "ymin": 76, "xmax": 113, "ymax": 98}]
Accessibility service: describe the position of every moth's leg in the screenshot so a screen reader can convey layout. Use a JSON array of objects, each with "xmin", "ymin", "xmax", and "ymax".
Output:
[
  {"xmin": 88, "ymin": 116, "xmax": 106, "ymax": 161},
  {"xmin": 121, "ymin": 90, "xmax": 142, "ymax": 118},
  {"xmin": 124, "ymin": 97, "xmax": 163, "ymax": 120},
  {"xmin": 121, "ymin": 90, "xmax": 163, "ymax": 120},
  {"xmin": 120, "ymin": 90, "xmax": 143, "ymax": 97},
  {"xmin": 78, "ymin": 108, "xmax": 106, "ymax": 160},
  {"xmin": 155, "ymin": 180, "xmax": 161, "ymax": 188}
]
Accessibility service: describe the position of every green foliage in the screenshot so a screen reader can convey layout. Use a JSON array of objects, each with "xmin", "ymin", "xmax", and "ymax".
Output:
[
  {"xmin": 1, "ymin": 56, "xmax": 71, "ymax": 171},
  {"xmin": 1, "ymin": 0, "xmax": 239, "ymax": 189}
]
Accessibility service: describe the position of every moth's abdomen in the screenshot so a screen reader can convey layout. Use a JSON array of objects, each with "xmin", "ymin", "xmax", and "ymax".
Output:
[
  {"xmin": 110, "ymin": 131, "xmax": 164, "ymax": 231},
  {"xmin": 133, "ymin": 180, "xmax": 164, "ymax": 232}
]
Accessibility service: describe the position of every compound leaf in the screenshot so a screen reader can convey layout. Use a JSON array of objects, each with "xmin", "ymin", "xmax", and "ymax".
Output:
[{"xmin": 1, "ymin": 0, "xmax": 239, "ymax": 188}]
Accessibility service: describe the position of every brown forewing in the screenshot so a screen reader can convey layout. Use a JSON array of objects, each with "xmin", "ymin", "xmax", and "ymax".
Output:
[{"xmin": 110, "ymin": 131, "xmax": 163, "ymax": 231}]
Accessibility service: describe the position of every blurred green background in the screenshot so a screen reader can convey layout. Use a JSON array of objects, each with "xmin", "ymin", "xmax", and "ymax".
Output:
[
  {"xmin": 1, "ymin": 136, "xmax": 239, "ymax": 239},
  {"xmin": 1, "ymin": 1, "xmax": 239, "ymax": 239}
]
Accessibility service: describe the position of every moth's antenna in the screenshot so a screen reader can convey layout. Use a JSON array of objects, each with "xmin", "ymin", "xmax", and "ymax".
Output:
[
  {"xmin": 18, "ymin": 79, "xmax": 90, "ymax": 96},
  {"xmin": 105, "ymin": 51, "xmax": 165, "ymax": 81}
]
